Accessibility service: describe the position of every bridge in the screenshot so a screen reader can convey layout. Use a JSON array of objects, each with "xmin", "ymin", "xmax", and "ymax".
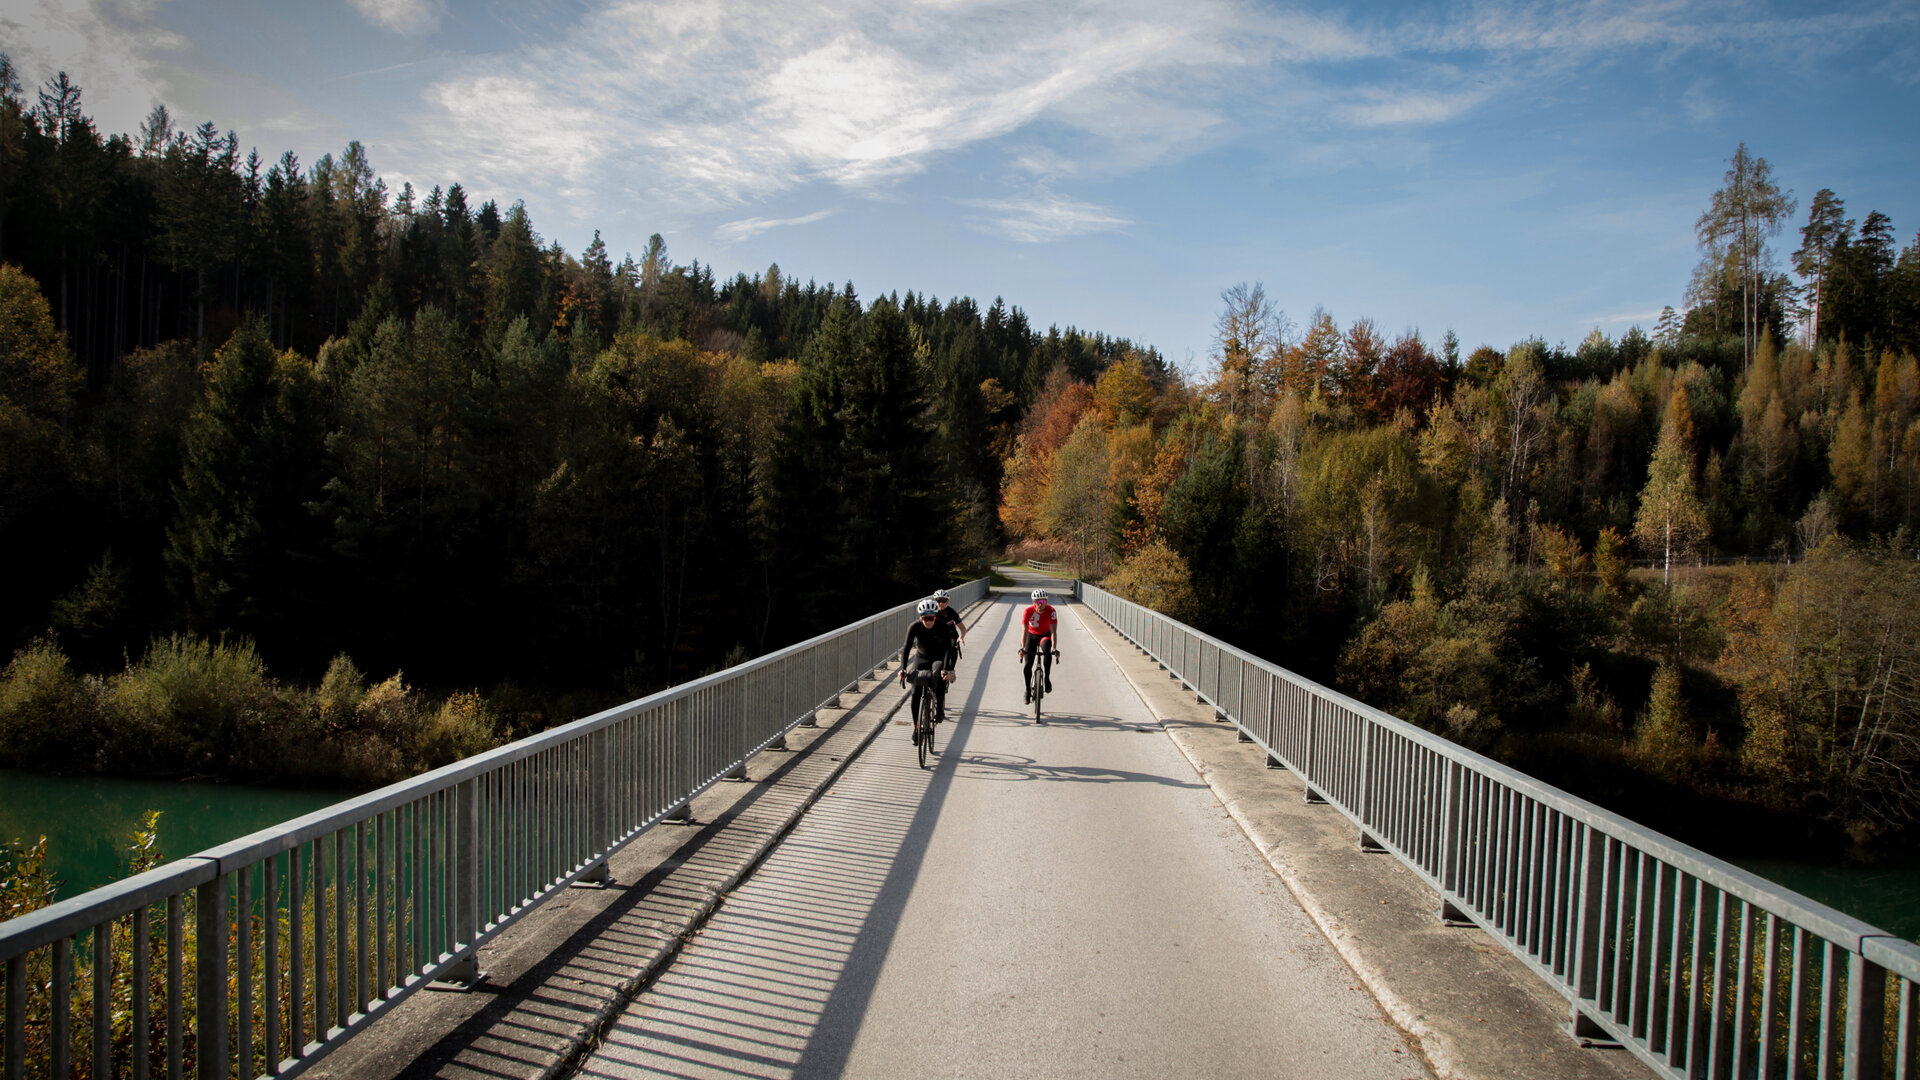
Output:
[{"xmin": 5, "ymin": 571, "xmax": 1918, "ymax": 1080}]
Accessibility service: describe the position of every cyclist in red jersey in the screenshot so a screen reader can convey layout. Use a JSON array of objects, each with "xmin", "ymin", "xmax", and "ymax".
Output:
[{"xmin": 1017, "ymin": 589, "xmax": 1060, "ymax": 704}]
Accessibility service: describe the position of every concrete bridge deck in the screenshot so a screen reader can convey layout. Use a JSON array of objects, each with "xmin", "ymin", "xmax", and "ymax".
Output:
[{"xmin": 314, "ymin": 571, "xmax": 1652, "ymax": 1080}]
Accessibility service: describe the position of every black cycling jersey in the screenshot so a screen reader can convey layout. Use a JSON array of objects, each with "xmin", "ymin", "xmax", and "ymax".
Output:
[
  {"xmin": 901, "ymin": 619, "xmax": 958, "ymax": 672},
  {"xmin": 934, "ymin": 604, "xmax": 963, "ymax": 641}
]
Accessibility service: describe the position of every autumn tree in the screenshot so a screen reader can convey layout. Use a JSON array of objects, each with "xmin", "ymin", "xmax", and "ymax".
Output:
[
  {"xmin": 1633, "ymin": 386, "xmax": 1710, "ymax": 583},
  {"xmin": 1212, "ymin": 282, "xmax": 1287, "ymax": 420}
]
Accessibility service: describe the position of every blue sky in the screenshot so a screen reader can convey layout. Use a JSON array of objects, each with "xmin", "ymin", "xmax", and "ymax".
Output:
[{"xmin": 4, "ymin": 0, "xmax": 1917, "ymax": 371}]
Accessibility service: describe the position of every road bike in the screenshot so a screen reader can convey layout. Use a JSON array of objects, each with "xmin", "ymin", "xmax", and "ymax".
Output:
[
  {"xmin": 906, "ymin": 661, "xmax": 947, "ymax": 769},
  {"xmin": 1023, "ymin": 637, "xmax": 1057, "ymax": 724}
]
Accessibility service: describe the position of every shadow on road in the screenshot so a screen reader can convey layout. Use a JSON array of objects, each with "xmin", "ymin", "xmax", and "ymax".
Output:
[
  {"xmin": 578, "ymin": 597, "xmax": 1016, "ymax": 1080},
  {"xmin": 947, "ymin": 749, "xmax": 1205, "ymax": 788}
]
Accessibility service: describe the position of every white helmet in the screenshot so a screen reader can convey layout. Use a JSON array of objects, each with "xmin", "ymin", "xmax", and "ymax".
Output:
[
  {"xmin": 916, "ymin": 598, "xmax": 940, "ymax": 615},
  {"xmin": 1031, "ymin": 589, "xmax": 1048, "ymax": 602},
  {"xmin": 933, "ymin": 589, "xmax": 950, "ymax": 600}
]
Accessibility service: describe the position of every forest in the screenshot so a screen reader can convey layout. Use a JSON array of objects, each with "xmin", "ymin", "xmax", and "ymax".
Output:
[
  {"xmin": 0, "ymin": 61, "xmax": 1162, "ymax": 784},
  {"xmin": 4, "ymin": 58, "xmax": 1920, "ymax": 853},
  {"xmin": 1004, "ymin": 145, "xmax": 1920, "ymax": 850}
]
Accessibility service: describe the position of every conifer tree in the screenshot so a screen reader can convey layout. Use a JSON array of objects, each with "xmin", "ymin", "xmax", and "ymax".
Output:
[{"xmin": 165, "ymin": 318, "xmax": 323, "ymax": 632}]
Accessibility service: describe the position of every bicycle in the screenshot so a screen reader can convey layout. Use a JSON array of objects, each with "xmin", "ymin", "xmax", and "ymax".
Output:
[
  {"xmin": 1022, "ymin": 637, "xmax": 1057, "ymax": 724},
  {"xmin": 906, "ymin": 660, "xmax": 947, "ymax": 769}
]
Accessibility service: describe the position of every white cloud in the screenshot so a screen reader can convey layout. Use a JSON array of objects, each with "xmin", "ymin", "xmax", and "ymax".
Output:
[
  {"xmin": 422, "ymin": 74, "xmax": 602, "ymax": 181},
  {"xmin": 0, "ymin": 0, "xmax": 188, "ymax": 140},
  {"xmin": 1337, "ymin": 88, "xmax": 1487, "ymax": 127},
  {"xmin": 393, "ymin": 0, "xmax": 1919, "ymax": 239},
  {"xmin": 715, "ymin": 209, "xmax": 834, "ymax": 244},
  {"xmin": 408, "ymin": 0, "xmax": 1272, "ymax": 216},
  {"xmin": 965, "ymin": 189, "xmax": 1129, "ymax": 244},
  {"xmin": 348, "ymin": 0, "xmax": 443, "ymax": 36}
]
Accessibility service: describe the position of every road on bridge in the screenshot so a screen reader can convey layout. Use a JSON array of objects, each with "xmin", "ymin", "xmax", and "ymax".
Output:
[{"xmin": 575, "ymin": 577, "xmax": 1430, "ymax": 1080}]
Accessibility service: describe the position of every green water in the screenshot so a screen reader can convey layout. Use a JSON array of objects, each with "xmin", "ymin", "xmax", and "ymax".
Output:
[
  {"xmin": 1728, "ymin": 852, "xmax": 1920, "ymax": 943},
  {"xmin": 0, "ymin": 770, "xmax": 360, "ymax": 901}
]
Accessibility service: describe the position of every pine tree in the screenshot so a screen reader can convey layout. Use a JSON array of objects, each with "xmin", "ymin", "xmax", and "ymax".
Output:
[
  {"xmin": 165, "ymin": 318, "xmax": 323, "ymax": 633},
  {"xmin": 1694, "ymin": 143, "xmax": 1795, "ymax": 369},
  {"xmin": 1794, "ymin": 189, "xmax": 1847, "ymax": 346}
]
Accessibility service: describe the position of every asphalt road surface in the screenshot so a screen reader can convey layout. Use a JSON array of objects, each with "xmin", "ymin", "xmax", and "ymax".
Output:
[{"xmin": 574, "ymin": 584, "xmax": 1429, "ymax": 1080}]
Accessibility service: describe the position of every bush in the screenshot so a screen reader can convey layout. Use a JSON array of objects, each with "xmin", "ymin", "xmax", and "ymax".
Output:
[
  {"xmin": 103, "ymin": 634, "xmax": 285, "ymax": 775},
  {"xmin": 0, "ymin": 637, "xmax": 513, "ymax": 786},
  {"xmin": 415, "ymin": 691, "xmax": 501, "ymax": 768},
  {"xmin": 315, "ymin": 653, "xmax": 367, "ymax": 726},
  {"xmin": 0, "ymin": 638, "xmax": 102, "ymax": 768}
]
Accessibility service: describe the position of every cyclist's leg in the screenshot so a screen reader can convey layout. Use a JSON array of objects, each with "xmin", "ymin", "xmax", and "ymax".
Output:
[{"xmin": 1021, "ymin": 631, "xmax": 1037, "ymax": 701}]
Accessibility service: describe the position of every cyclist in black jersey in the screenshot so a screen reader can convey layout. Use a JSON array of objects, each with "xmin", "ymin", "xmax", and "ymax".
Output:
[
  {"xmin": 931, "ymin": 588, "xmax": 966, "ymax": 649},
  {"xmin": 900, "ymin": 599, "xmax": 957, "ymax": 721}
]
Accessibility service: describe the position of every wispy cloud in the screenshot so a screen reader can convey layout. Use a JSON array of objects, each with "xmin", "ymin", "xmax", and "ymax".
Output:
[
  {"xmin": 322, "ymin": 56, "xmax": 444, "ymax": 84},
  {"xmin": 397, "ymin": 0, "xmax": 1916, "ymax": 236},
  {"xmin": 348, "ymin": 0, "xmax": 443, "ymax": 36},
  {"xmin": 1679, "ymin": 80, "xmax": 1722, "ymax": 125},
  {"xmin": 410, "ymin": 0, "xmax": 1274, "ymax": 215},
  {"xmin": 0, "ymin": 0, "xmax": 189, "ymax": 138},
  {"xmin": 1337, "ymin": 88, "xmax": 1488, "ymax": 127},
  {"xmin": 715, "ymin": 209, "xmax": 834, "ymax": 244},
  {"xmin": 966, "ymin": 189, "xmax": 1130, "ymax": 244}
]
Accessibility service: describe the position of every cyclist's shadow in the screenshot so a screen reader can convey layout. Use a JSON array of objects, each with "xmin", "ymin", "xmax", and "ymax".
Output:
[{"xmin": 784, "ymin": 594, "xmax": 1012, "ymax": 1076}]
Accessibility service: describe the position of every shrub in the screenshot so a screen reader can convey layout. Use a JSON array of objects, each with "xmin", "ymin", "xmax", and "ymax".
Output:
[
  {"xmin": 0, "ymin": 638, "xmax": 102, "ymax": 768},
  {"xmin": 104, "ymin": 634, "xmax": 283, "ymax": 775},
  {"xmin": 314, "ymin": 653, "xmax": 367, "ymax": 727},
  {"xmin": 414, "ymin": 691, "xmax": 501, "ymax": 768}
]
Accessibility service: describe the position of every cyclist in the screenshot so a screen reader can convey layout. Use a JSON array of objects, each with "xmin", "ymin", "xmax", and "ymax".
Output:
[
  {"xmin": 1018, "ymin": 589, "xmax": 1060, "ymax": 705},
  {"xmin": 899, "ymin": 598, "xmax": 957, "ymax": 721},
  {"xmin": 931, "ymin": 588, "xmax": 967, "ymax": 648}
]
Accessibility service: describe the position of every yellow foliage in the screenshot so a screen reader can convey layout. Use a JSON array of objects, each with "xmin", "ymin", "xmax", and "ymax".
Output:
[{"xmin": 1106, "ymin": 540, "xmax": 1199, "ymax": 622}]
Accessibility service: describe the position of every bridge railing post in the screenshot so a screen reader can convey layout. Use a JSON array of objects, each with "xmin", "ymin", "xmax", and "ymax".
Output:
[
  {"xmin": 1302, "ymin": 697, "xmax": 1325, "ymax": 804},
  {"xmin": 1356, "ymin": 721, "xmax": 1380, "ymax": 852},
  {"xmin": 444, "ymin": 777, "xmax": 482, "ymax": 986},
  {"xmin": 195, "ymin": 874, "xmax": 229, "ymax": 1080}
]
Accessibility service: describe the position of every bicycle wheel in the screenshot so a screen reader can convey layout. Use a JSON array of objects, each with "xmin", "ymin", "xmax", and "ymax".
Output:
[
  {"xmin": 1031, "ymin": 664, "xmax": 1044, "ymax": 724},
  {"xmin": 918, "ymin": 703, "xmax": 934, "ymax": 768}
]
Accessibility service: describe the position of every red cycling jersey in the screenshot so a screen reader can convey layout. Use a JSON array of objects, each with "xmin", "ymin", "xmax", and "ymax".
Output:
[{"xmin": 1021, "ymin": 603, "xmax": 1056, "ymax": 637}]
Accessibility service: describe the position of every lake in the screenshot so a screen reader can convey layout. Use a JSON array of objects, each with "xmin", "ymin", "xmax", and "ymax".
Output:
[{"xmin": 0, "ymin": 769, "xmax": 360, "ymax": 901}]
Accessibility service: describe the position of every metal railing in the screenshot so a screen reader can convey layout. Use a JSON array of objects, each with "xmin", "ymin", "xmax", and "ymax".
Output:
[
  {"xmin": 1081, "ymin": 581, "xmax": 1920, "ymax": 1080},
  {"xmin": 0, "ymin": 579, "xmax": 986, "ymax": 1080}
]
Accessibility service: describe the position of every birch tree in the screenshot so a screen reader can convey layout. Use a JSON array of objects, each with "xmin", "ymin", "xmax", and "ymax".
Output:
[{"xmin": 1634, "ymin": 386, "xmax": 1710, "ymax": 583}]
